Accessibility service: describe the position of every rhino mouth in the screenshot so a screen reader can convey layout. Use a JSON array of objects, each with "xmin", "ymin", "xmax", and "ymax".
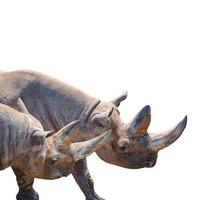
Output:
[
  {"xmin": 60, "ymin": 169, "xmax": 71, "ymax": 177},
  {"xmin": 145, "ymin": 159, "xmax": 157, "ymax": 168}
]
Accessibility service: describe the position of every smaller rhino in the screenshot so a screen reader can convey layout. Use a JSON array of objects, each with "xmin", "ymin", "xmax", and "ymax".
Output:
[{"xmin": 0, "ymin": 103, "xmax": 111, "ymax": 198}]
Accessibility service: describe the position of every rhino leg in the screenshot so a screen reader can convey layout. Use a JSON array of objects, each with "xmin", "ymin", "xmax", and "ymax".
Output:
[
  {"xmin": 72, "ymin": 158, "xmax": 105, "ymax": 200},
  {"xmin": 16, "ymin": 188, "xmax": 39, "ymax": 200},
  {"xmin": 12, "ymin": 167, "xmax": 39, "ymax": 200}
]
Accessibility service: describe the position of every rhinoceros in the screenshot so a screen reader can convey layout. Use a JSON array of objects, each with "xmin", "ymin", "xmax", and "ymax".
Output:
[
  {"xmin": 0, "ymin": 102, "xmax": 111, "ymax": 199},
  {"xmin": 0, "ymin": 70, "xmax": 187, "ymax": 200}
]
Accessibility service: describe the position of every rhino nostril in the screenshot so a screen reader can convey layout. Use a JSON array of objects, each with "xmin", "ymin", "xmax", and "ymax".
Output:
[
  {"xmin": 119, "ymin": 145, "xmax": 126, "ymax": 151},
  {"xmin": 118, "ymin": 141, "xmax": 129, "ymax": 153}
]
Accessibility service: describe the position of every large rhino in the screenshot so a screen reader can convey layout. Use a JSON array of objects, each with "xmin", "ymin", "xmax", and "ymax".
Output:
[
  {"xmin": 0, "ymin": 70, "xmax": 187, "ymax": 200},
  {"xmin": 0, "ymin": 102, "xmax": 111, "ymax": 198}
]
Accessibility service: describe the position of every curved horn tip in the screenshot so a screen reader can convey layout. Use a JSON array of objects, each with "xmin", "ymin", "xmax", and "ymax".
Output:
[
  {"xmin": 64, "ymin": 120, "xmax": 80, "ymax": 130},
  {"xmin": 150, "ymin": 115, "xmax": 188, "ymax": 151},
  {"xmin": 178, "ymin": 115, "xmax": 187, "ymax": 131},
  {"xmin": 66, "ymin": 120, "xmax": 81, "ymax": 132},
  {"xmin": 57, "ymin": 120, "xmax": 80, "ymax": 137}
]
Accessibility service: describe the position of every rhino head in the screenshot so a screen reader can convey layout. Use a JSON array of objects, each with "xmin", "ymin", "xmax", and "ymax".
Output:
[
  {"xmin": 81, "ymin": 92, "xmax": 187, "ymax": 169},
  {"xmin": 17, "ymin": 120, "xmax": 111, "ymax": 179}
]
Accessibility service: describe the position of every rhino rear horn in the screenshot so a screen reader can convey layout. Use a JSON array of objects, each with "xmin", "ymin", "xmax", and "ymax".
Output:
[
  {"xmin": 127, "ymin": 105, "xmax": 151, "ymax": 136},
  {"xmin": 31, "ymin": 130, "xmax": 55, "ymax": 146},
  {"xmin": 69, "ymin": 130, "xmax": 112, "ymax": 161},
  {"xmin": 150, "ymin": 116, "xmax": 187, "ymax": 151},
  {"xmin": 111, "ymin": 91, "xmax": 128, "ymax": 107}
]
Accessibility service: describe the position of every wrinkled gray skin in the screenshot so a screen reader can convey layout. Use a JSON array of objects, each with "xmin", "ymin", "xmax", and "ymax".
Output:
[
  {"xmin": 0, "ymin": 70, "xmax": 187, "ymax": 200},
  {"xmin": 0, "ymin": 102, "xmax": 112, "ymax": 199},
  {"xmin": 0, "ymin": 103, "xmax": 49, "ymax": 170}
]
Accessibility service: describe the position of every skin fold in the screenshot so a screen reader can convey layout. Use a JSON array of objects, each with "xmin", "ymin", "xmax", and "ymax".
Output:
[{"xmin": 0, "ymin": 70, "xmax": 187, "ymax": 200}]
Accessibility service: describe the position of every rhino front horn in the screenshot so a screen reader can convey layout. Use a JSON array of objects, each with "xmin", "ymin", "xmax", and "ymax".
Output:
[
  {"xmin": 150, "ymin": 116, "xmax": 187, "ymax": 151},
  {"xmin": 69, "ymin": 130, "xmax": 112, "ymax": 161}
]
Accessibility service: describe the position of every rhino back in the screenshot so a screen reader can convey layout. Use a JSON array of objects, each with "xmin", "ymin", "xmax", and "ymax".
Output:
[{"xmin": 0, "ymin": 70, "xmax": 99, "ymax": 132}]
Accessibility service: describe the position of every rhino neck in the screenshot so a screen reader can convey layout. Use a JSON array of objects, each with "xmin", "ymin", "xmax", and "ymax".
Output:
[{"xmin": 22, "ymin": 84, "xmax": 100, "ymax": 132}]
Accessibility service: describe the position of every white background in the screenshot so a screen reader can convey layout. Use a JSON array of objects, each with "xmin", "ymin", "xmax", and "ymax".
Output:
[{"xmin": 0, "ymin": 1, "xmax": 199, "ymax": 199}]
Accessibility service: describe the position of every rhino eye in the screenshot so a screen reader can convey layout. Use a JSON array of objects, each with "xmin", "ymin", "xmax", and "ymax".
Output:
[
  {"xmin": 96, "ymin": 121, "xmax": 105, "ymax": 128},
  {"xmin": 49, "ymin": 156, "xmax": 58, "ymax": 165}
]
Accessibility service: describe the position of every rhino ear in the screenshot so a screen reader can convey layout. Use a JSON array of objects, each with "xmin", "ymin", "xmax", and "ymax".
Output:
[
  {"xmin": 91, "ymin": 108, "xmax": 114, "ymax": 128},
  {"xmin": 111, "ymin": 91, "xmax": 128, "ymax": 107},
  {"xmin": 69, "ymin": 130, "xmax": 112, "ymax": 161},
  {"xmin": 31, "ymin": 130, "xmax": 55, "ymax": 146}
]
